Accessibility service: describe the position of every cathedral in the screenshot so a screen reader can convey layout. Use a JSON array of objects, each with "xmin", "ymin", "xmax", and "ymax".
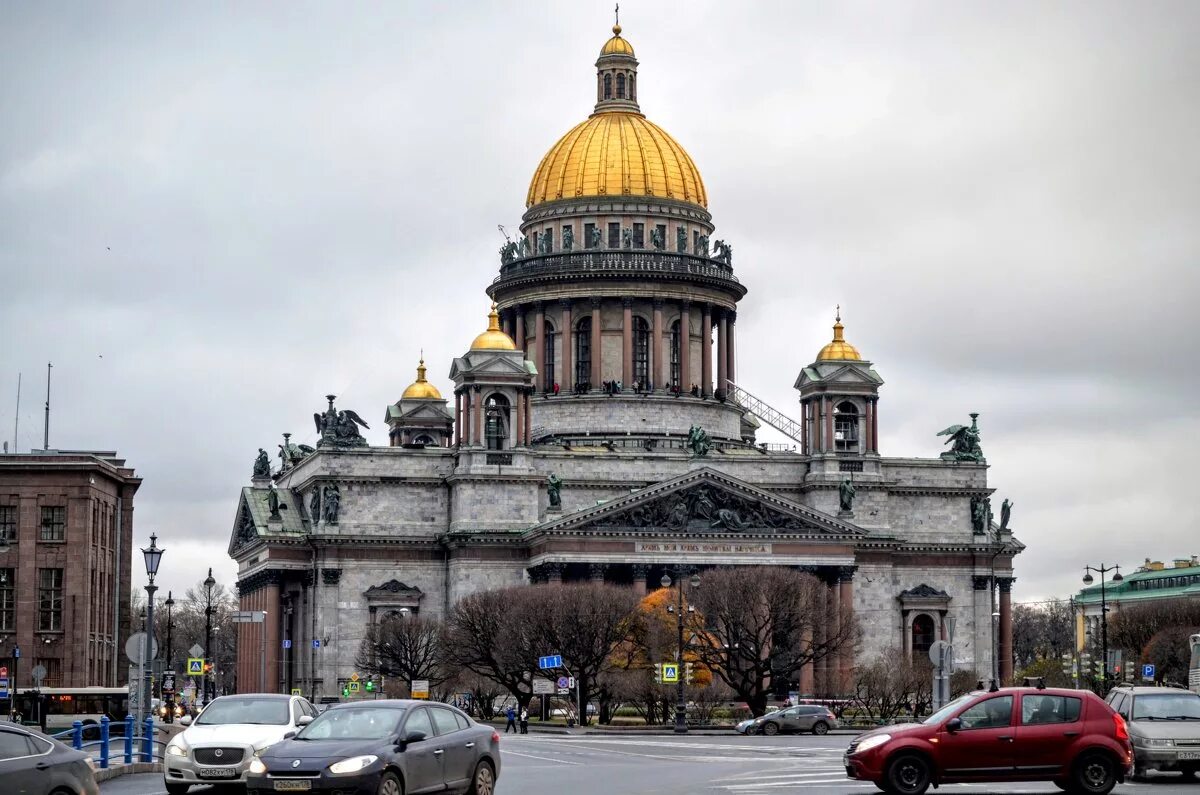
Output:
[{"xmin": 228, "ymin": 21, "xmax": 1021, "ymax": 699}]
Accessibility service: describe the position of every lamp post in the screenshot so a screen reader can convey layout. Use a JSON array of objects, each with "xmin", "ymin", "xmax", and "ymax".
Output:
[
  {"xmin": 1082, "ymin": 564, "xmax": 1122, "ymax": 690},
  {"xmin": 660, "ymin": 568, "xmax": 700, "ymax": 734},
  {"xmin": 164, "ymin": 590, "xmax": 175, "ymax": 721},
  {"xmin": 141, "ymin": 533, "xmax": 163, "ymax": 726},
  {"xmin": 202, "ymin": 568, "xmax": 215, "ymax": 705}
]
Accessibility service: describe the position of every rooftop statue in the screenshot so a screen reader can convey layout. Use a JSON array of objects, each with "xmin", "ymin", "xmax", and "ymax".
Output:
[
  {"xmin": 713, "ymin": 239, "xmax": 733, "ymax": 266},
  {"xmin": 686, "ymin": 424, "xmax": 712, "ymax": 457},
  {"xmin": 315, "ymin": 394, "xmax": 370, "ymax": 448},
  {"xmin": 253, "ymin": 448, "xmax": 270, "ymax": 478},
  {"xmin": 971, "ymin": 495, "xmax": 991, "ymax": 534},
  {"xmin": 547, "ymin": 474, "xmax": 563, "ymax": 508},
  {"xmin": 676, "ymin": 226, "xmax": 687, "ymax": 253},
  {"xmin": 588, "ymin": 226, "xmax": 602, "ymax": 249},
  {"xmin": 516, "ymin": 236, "xmax": 530, "ymax": 258},
  {"xmin": 265, "ymin": 482, "xmax": 283, "ymax": 521},
  {"xmin": 839, "ymin": 478, "xmax": 856, "ymax": 512},
  {"xmin": 937, "ymin": 412, "xmax": 984, "ymax": 462},
  {"xmin": 538, "ymin": 231, "xmax": 552, "ymax": 254},
  {"xmin": 278, "ymin": 432, "xmax": 315, "ymax": 469},
  {"xmin": 695, "ymin": 234, "xmax": 709, "ymax": 258},
  {"xmin": 650, "ymin": 227, "xmax": 664, "ymax": 250},
  {"xmin": 499, "ymin": 241, "xmax": 518, "ymax": 265},
  {"xmin": 999, "ymin": 498, "xmax": 1013, "ymax": 532},
  {"xmin": 622, "ymin": 227, "xmax": 633, "ymax": 249},
  {"xmin": 323, "ymin": 483, "xmax": 341, "ymax": 524},
  {"xmin": 562, "ymin": 227, "xmax": 574, "ymax": 252}
]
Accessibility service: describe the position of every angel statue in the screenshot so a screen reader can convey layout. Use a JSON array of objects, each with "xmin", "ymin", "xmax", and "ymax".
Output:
[
  {"xmin": 713, "ymin": 239, "xmax": 733, "ymax": 265},
  {"xmin": 937, "ymin": 412, "xmax": 984, "ymax": 462},
  {"xmin": 695, "ymin": 234, "xmax": 710, "ymax": 258},
  {"xmin": 252, "ymin": 448, "xmax": 270, "ymax": 479},
  {"xmin": 562, "ymin": 227, "xmax": 574, "ymax": 252},
  {"xmin": 650, "ymin": 227, "xmax": 664, "ymax": 250},
  {"xmin": 499, "ymin": 241, "xmax": 518, "ymax": 265},
  {"xmin": 588, "ymin": 225, "xmax": 603, "ymax": 249},
  {"xmin": 315, "ymin": 394, "xmax": 371, "ymax": 447},
  {"xmin": 686, "ymin": 424, "xmax": 712, "ymax": 457},
  {"xmin": 622, "ymin": 227, "xmax": 633, "ymax": 249},
  {"xmin": 676, "ymin": 226, "xmax": 688, "ymax": 253}
]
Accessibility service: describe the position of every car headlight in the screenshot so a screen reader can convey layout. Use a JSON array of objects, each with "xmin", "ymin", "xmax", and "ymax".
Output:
[
  {"xmin": 329, "ymin": 755, "xmax": 379, "ymax": 774},
  {"xmin": 248, "ymin": 758, "xmax": 268, "ymax": 774},
  {"xmin": 166, "ymin": 742, "xmax": 188, "ymax": 757},
  {"xmin": 854, "ymin": 734, "xmax": 892, "ymax": 754}
]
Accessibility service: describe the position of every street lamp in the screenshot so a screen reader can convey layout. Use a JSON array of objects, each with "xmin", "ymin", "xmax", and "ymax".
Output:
[
  {"xmin": 1082, "ymin": 564, "xmax": 1123, "ymax": 689},
  {"xmin": 203, "ymin": 568, "xmax": 215, "ymax": 705},
  {"xmin": 164, "ymin": 590, "xmax": 175, "ymax": 721},
  {"xmin": 141, "ymin": 533, "xmax": 164, "ymax": 724},
  {"xmin": 660, "ymin": 569, "xmax": 701, "ymax": 734}
]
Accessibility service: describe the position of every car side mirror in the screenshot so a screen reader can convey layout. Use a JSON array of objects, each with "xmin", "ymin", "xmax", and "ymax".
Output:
[
  {"xmin": 945, "ymin": 718, "xmax": 962, "ymax": 733},
  {"xmin": 297, "ymin": 715, "xmax": 313, "ymax": 727},
  {"xmin": 404, "ymin": 730, "xmax": 427, "ymax": 745},
  {"xmin": 179, "ymin": 716, "xmax": 192, "ymax": 726},
  {"xmin": 283, "ymin": 731, "xmax": 296, "ymax": 740}
]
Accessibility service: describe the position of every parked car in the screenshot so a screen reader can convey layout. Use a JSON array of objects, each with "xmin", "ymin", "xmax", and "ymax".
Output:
[
  {"xmin": 738, "ymin": 706, "xmax": 838, "ymax": 735},
  {"xmin": 246, "ymin": 700, "xmax": 501, "ymax": 795},
  {"xmin": 164, "ymin": 692, "xmax": 319, "ymax": 794},
  {"xmin": 0, "ymin": 722, "xmax": 98, "ymax": 795},
  {"xmin": 1105, "ymin": 685, "xmax": 1200, "ymax": 779},
  {"xmin": 844, "ymin": 686, "xmax": 1131, "ymax": 795}
]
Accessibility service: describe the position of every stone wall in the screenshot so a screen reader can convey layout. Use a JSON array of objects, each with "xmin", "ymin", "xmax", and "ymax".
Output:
[{"xmin": 531, "ymin": 394, "xmax": 744, "ymax": 439}]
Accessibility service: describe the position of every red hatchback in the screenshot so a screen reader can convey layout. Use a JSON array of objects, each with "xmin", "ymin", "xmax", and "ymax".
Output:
[{"xmin": 845, "ymin": 686, "xmax": 1132, "ymax": 795}]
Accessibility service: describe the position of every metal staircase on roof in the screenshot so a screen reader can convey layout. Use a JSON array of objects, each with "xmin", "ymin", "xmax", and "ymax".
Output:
[{"xmin": 725, "ymin": 381, "xmax": 803, "ymax": 444}]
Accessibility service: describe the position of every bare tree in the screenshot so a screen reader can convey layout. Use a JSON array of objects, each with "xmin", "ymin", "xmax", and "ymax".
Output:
[
  {"xmin": 1109, "ymin": 601, "xmax": 1200, "ymax": 660},
  {"xmin": 445, "ymin": 587, "xmax": 543, "ymax": 710},
  {"xmin": 356, "ymin": 615, "xmax": 452, "ymax": 693},
  {"xmin": 1012, "ymin": 600, "xmax": 1074, "ymax": 669}
]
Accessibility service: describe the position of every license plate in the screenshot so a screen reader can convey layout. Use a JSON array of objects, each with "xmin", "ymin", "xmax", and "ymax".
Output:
[
  {"xmin": 198, "ymin": 767, "xmax": 237, "ymax": 779},
  {"xmin": 1179, "ymin": 752, "xmax": 1200, "ymax": 760},
  {"xmin": 273, "ymin": 781, "xmax": 312, "ymax": 792}
]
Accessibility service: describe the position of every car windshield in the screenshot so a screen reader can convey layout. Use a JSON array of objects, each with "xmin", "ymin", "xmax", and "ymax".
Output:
[
  {"xmin": 196, "ymin": 697, "xmax": 290, "ymax": 726},
  {"xmin": 297, "ymin": 707, "xmax": 405, "ymax": 740},
  {"xmin": 923, "ymin": 693, "xmax": 976, "ymax": 725},
  {"xmin": 1132, "ymin": 693, "xmax": 1200, "ymax": 721}
]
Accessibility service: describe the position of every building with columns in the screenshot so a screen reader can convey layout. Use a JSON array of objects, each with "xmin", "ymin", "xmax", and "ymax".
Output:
[{"xmin": 228, "ymin": 20, "xmax": 1022, "ymax": 699}]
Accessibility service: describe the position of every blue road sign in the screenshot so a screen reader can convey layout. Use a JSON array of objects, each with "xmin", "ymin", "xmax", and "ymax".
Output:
[
  {"xmin": 538, "ymin": 655, "xmax": 563, "ymax": 670},
  {"xmin": 0, "ymin": 677, "xmax": 9, "ymax": 698},
  {"xmin": 1142, "ymin": 663, "xmax": 1156, "ymax": 680},
  {"xmin": 283, "ymin": 639, "xmax": 292, "ymax": 649},
  {"xmin": 312, "ymin": 639, "xmax": 321, "ymax": 649},
  {"xmin": 13, "ymin": 646, "xmax": 19, "ymax": 659}
]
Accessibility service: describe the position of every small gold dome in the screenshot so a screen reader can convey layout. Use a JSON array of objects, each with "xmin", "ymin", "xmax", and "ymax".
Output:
[
  {"xmin": 816, "ymin": 309, "xmax": 863, "ymax": 362},
  {"xmin": 600, "ymin": 25, "xmax": 634, "ymax": 56},
  {"xmin": 470, "ymin": 304, "xmax": 517, "ymax": 351},
  {"xmin": 401, "ymin": 356, "xmax": 442, "ymax": 400}
]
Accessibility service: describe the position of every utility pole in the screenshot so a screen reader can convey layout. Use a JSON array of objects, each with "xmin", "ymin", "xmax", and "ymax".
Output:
[
  {"xmin": 203, "ymin": 568, "xmax": 215, "ymax": 705},
  {"xmin": 1083, "ymin": 564, "xmax": 1123, "ymax": 690},
  {"xmin": 43, "ymin": 363, "xmax": 51, "ymax": 450}
]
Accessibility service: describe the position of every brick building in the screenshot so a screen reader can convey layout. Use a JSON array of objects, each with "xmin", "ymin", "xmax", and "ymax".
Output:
[{"xmin": 0, "ymin": 450, "xmax": 140, "ymax": 689}]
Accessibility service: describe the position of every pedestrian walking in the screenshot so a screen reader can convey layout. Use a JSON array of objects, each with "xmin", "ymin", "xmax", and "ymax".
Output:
[
  {"xmin": 505, "ymin": 705, "xmax": 517, "ymax": 733},
  {"xmin": 520, "ymin": 707, "xmax": 529, "ymax": 734}
]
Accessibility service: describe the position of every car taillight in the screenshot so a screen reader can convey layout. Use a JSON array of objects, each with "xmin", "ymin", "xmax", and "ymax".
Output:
[
  {"xmin": 1113, "ymin": 713, "xmax": 1129, "ymax": 741},
  {"xmin": 492, "ymin": 731, "xmax": 501, "ymax": 744}
]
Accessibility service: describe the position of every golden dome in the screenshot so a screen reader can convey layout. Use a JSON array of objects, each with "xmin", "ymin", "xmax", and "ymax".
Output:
[
  {"xmin": 526, "ymin": 112, "xmax": 707, "ymax": 208},
  {"xmin": 816, "ymin": 309, "xmax": 862, "ymax": 361},
  {"xmin": 600, "ymin": 25, "xmax": 634, "ymax": 56},
  {"xmin": 470, "ymin": 304, "xmax": 517, "ymax": 351},
  {"xmin": 401, "ymin": 356, "xmax": 442, "ymax": 400}
]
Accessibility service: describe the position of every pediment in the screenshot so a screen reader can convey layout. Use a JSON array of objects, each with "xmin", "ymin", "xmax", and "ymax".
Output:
[
  {"xmin": 364, "ymin": 579, "xmax": 424, "ymax": 600},
  {"xmin": 228, "ymin": 485, "xmax": 307, "ymax": 557},
  {"xmin": 794, "ymin": 363, "xmax": 883, "ymax": 389},
  {"xmin": 396, "ymin": 403, "xmax": 452, "ymax": 421},
  {"xmin": 530, "ymin": 468, "xmax": 863, "ymax": 536},
  {"xmin": 450, "ymin": 353, "xmax": 531, "ymax": 379}
]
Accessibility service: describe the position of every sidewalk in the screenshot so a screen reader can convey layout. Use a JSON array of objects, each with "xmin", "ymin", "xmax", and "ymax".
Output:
[{"xmin": 93, "ymin": 761, "xmax": 161, "ymax": 783}]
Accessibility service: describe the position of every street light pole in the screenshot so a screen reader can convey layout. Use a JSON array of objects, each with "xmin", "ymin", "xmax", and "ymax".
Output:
[
  {"xmin": 141, "ymin": 534, "xmax": 164, "ymax": 726},
  {"xmin": 1083, "ymin": 564, "xmax": 1123, "ymax": 690},
  {"xmin": 203, "ymin": 568, "xmax": 215, "ymax": 705},
  {"xmin": 164, "ymin": 591, "xmax": 175, "ymax": 721},
  {"xmin": 660, "ymin": 568, "xmax": 700, "ymax": 734}
]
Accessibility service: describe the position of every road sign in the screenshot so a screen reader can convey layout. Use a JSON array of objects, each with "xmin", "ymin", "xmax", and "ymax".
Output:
[
  {"xmin": 1142, "ymin": 663, "xmax": 1156, "ymax": 681},
  {"xmin": 0, "ymin": 677, "xmax": 8, "ymax": 698},
  {"xmin": 187, "ymin": 658, "xmax": 204, "ymax": 675},
  {"xmin": 350, "ymin": 672, "xmax": 360, "ymax": 682},
  {"xmin": 231, "ymin": 610, "xmax": 265, "ymax": 623},
  {"xmin": 291, "ymin": 688, "xmax": 302, "ymax": 696},
  {"xmin": 532, "ymin": 678, "xmax": 555, "ymax": 695},
  {"xmin": 557, "ymin": 688, "xmax": 570, "ymax": 695},
  {"xmin": 411, "ymin": 679, "xmax": 430, "ymax": 699},
  {"xmin": 189, "ymin": 644, "xmax": 205, "ymax": 658},
  {"xmin": 12, "ymin": 647, "xmax": 18, "ymax": 659},
  {"xmin": 31, "ymin": 664, "xmax": 47, "ymax": 686},
  {"xmin": 661, "ymin": 663, "xmax": 679, "ymax": 683},
  {"xmin": 556, "ymin": 676, "xmax": 569, "ymax": 689},
  {"xmin": 282, "ymin": 639, "xmax": 292, "ymax": 649},
  {"xmin": 0, "ymin": 666, "xmax": 7, "ymax": 677},
  {"xmin": 162, "ymin": 674, "xmax": 176, "ymax": 692},
  {"xmin": 312, "ymin": 639, "xmax": 321, "ymax": 648},
  {"xmin": 538, "ymin": 655, "xmax": 563, "ymax": 670},
  {"xmin": 125, "ymin": 632, "xmax": 158, "ymax": 664},
  {"xmin": 348, "ymin": 681, "xmax": 360, "ymax": 693}
]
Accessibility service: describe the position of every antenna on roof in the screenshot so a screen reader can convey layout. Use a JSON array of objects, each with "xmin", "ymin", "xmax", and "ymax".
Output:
[
  {"xmin": 497, "ymin": 224, "xmax": 511, "ymax": 243},
  {"xmin": 615, "ymin": 3, "xmax": 620, "ymax": 27},
  {"xmin": 43, "ymin": 362, "xmax": 52, "ymax": 450},
  {"xmin": 13, "ymin": 371, "xmax": 20, "ymax": 452}
]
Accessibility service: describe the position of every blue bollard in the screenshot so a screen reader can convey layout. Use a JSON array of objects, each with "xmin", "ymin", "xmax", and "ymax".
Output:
[
  {"xmin": 100, "ymin": 716, "xmax": 110, "ymax": 769},
  {"xmin": 72, "ymin": 720, "xmax": 82, "ymax": 750},
  {"xmin": 124, "ymin": 715, "xmax": 134, "ymax": 764},
  {"xmin": 142, "ymin": 716, "xmax": 154, "ymax": 763}
]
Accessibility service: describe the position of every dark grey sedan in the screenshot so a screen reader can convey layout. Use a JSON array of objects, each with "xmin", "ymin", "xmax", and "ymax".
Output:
[
  {"xmin": 0, "ymin": 722, "xmax": 99, "ymax": 795},
  {"xmin": 246, "ymin": 700, "xmax": 500, "ymax": 795}
]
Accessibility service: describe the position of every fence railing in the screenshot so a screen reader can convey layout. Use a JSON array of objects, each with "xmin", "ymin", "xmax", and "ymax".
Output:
[{"xmin": 51, "ymin": 715, "xmax": 166, "ymax": 768}]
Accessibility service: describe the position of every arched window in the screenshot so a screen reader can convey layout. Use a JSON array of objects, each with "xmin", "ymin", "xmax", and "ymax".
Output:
[
  {"xmin": 484, "ymin": 395, "xmax": 511, "ymax": 450},
  {"xmin": 912, "ymin": 615, "xmax": 936, "ymax": 656},
  {"xmin": 616, "ymin": 73, "xmax": 625, "ymax": 98},
  {"xmin": 544, "ymin": 320, "xmax": 556, "ymax": 392},
  {"xmin": 575, "ymin": 317, "xmax": 592, "ymax": 390},
  {"xmin": 603, "ymin": 74, "xmax": 612, "ymax": 99},
  {"xmin": 670, "ymin": 320, "xmax": 682, "ymax": 389},
  {"xmin": 834, "ymin": 401, "xmax": 860, "ymax": 452},
  {"xmin": 633, "ymin": 317, "xmax": 650, "ymax": 386},
  {"xmin": 413, "ymin": 434, "xmax": 435, "ymax": 446}
]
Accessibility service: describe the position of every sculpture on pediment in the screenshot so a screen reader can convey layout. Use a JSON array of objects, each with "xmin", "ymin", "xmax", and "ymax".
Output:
[
  {"xmin": 687, "ymin": 425, "xmax": 712, "ymax": 457},
  {"xmin": 901, "ymin": 583, "xmax": 950, "ymax": 599},
  {"xmin": 839, "ymin": 478, "xmax": 856, "ymax": 512},
  {"xmin": 711, "ymin": 507, "xmax": 747, "ymax": 531},
  {"xmin": 676, "ymin": 226, "xmax": 687, "ymax": 253},
  {"xmin": 547, "ymin": 474, "xmax": 562, "ymax": 508},
  {"xmin": 562, "ymin": 227, "xmax": 574, "ymax": 252},
  {"xmin": 315, "ymin": 395, "xmax": 370, "ymax": 448},
  {"xmin": 253, "ymin": 448, "xmax": 270, "ymax": 479},
  {"xmin": 971, "ymin": 495, "xmax": 990, "ymax": 535},
  {"xmin": 323, "ymin": 484, "xmax": 341, "ymax": 524},
  {"xmin": 665, "ymin": 499, "xmax": 689, "ymax": 530},
  {"xmin": 713, "ymin": 239, "xmax": 733, "ymax": 265},
  {"xmin": 596, "ymin": 482, "xmax": 813, "ymax": 534},
  {"xmin": 650, "ymin": 227, "xmax": 664, "ymax": 250},
  {"xmin": 692, "ymin": 487, "xmax": 717, "ymax": 520},
  {"xmin": 236, "ymin": 509, "xmax": 256, "ymax": 545},
  {"xmin": 999, "ymin": 498, "xmax": 1012, "ymax": 532},
  {"xmin": 938, "ymin": 412, "xmax": 984, "ymax": 462}
]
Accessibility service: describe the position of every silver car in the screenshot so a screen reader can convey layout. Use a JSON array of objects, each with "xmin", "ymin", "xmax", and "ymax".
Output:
[
  {"xmin": 1106, "ymin": 685, "xmax": 1200, "ymax": 779},
  {"xmin": 745, "ymin": 705, "xmax": 839, "ymax": 735},
  {"xmin": 164, "ymin": 693, "xmax": 318, "ymax": 794}
]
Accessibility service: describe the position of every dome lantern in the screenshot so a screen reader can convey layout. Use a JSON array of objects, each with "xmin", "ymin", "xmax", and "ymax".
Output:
[
  {"xmin": 594, "ymin": 13, "xmax": 640, "ymax": 115},
  {"xmin": 816, "ymin": 306, "xmax": 863, "ymax": 362},
  {"xmin": 470, "ymin": 303, "xmax": 518, "ymax": 351},
  {"xmin": 400, "ymin": 354, "xmax": 442, "ymax": 400}
]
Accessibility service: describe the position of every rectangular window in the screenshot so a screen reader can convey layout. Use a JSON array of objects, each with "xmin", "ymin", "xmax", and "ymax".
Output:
[
  {"xmin": 633, "ymin": 223, "xmax": 645, "ymax": 248},
  {"xmin": 584, "ymin": 223, "xmax": 597, "ymax": 249},
  {"xmin": 0, "ymin": 506, "xmax": 15, "ymax": 541},
  {"xmin": 40, "ymin": 506, "xmax": 66, "ymax": 541},
  {"xmin": 608, "ymin": 222, "xmax": 620, "ymax": 249},
  {"xmin": 1021, "ymin": 695, "xmax": 1081, "ymax": 725},
  {"xmin": 38, "ymin": 568, "xmax": 64, "ymax": 631},
  {"xmin": 0, "ymin": 569, "xmax": 13, "ymax": 632},
  {"xmin": 34, "ymin": 658, "xmax": 62, "ymax": 688}
]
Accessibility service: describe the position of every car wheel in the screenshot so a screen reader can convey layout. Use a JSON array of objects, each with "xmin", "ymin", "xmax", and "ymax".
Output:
[
  {"xmin": 811, "ymin": 721, "xmax": 829, "ymax": 736},
  {"xmin": 1071, "ymin": 752, "xmax": 1117, "ymax": 795},
  {"xmin": 468, "ymin": 760, "xmax": 496, "ymax": 795},
  {"xmin": 377, "ymin": 771, "xmax": 404, "ymax": 795},
  {"xmin": 884, "ymin": 753, "xmax": 931, "ymax": 795},
  {"xmin": 762, "ymin": 722, "xmax": 779, "ymax": 736}
]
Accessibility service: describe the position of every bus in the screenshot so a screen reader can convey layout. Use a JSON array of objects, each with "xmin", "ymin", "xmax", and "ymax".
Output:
[{"xmin": 8, "ymin": 687, "xmax": 130, "ymax": 735}]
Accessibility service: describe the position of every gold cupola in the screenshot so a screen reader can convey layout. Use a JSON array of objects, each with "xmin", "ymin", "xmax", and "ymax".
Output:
[
  {"xmin": 401, "ymin": 356, "xmax": 442, "ymax": 400},
  {"xmin": 600, "ymin": 23, "xmax": 634, "ymax": 56},
  {"xmin": 469, "ymin": 303, "xmax": 517, "ymax": 351},
  {"xmin": 816, "ymin": 308, "xmax": 863, "ymax": 362}
]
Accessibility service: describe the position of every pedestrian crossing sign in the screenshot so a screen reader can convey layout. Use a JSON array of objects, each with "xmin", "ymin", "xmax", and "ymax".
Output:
[
  {"xmin": 187, "ymin": 658, "xmax": 204, "ymax": 675},
  {"xmin": 348, "ymin": 681, "xmax": 361, "ymax": 693},
  {"xmin": 661, "ymin": 663, "xmax": 679, "ymax": 683}
]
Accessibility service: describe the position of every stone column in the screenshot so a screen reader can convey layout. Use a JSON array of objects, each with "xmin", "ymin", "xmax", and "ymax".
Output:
[
  {"xmin": 864, "ymin": 399, "xmax": 874, "ymax": 453},
  {"xmin": 500, "ymin": 310, "xmax": 512, "ymax": 338},
  {"xmin": 472, "ymin": 388, "xmax": 483, "ymax": 447},
  {"xmin": 591, "ymin": 299, "xmax": 602, "ymax": 389},
  {"xmin": 515, "ymin": 388, "xmax": 525, "ymax": 447},
  {"xmin": 871, "ymin": 398, "xmax": 880, "ymax": 452},
  {"xmin": 811, "ymin": 399, "xmax": 822, "ymax": 453},
  {"xmin": 716, "ymin": 310, "xmax": 728, "ymax": 396},
  {"xmin": 813, "ymin": 583, "xmax": 828, "ymax": 695},
  {"xmin": 560, "ymin": 300, "xmax": 573, "ymax": 393},
  {"xmin": 838, "ymin": 568, "xmax": 855, "ymax": 693},
  {"xmin": 514, "ymin": 305, "xmax": 525, "ymax": 352},
  {"xmin": 824, "ymin": 396, "xmax": 834, "ymax": 451},
  {"xmin": 525, "ymin": 391, "xmax": 533, "ymax": 445},
  {"xmin": 679, "ymin": 301, "xmax": 691, "ymax": 391},
  {"xmin": 701, "ymin": 304, "xmax": 713, "ymax": 396},
  {"xmin": 902, "ymin": 610, "xmax": 913, "ymax": 658},
  {"xmin": 727, "ymin": 310, "xmax": 737, "ymax": 386},
  {"xmin": 826, "ymin": 574, "xmax": 842, "ymax": 694},
  {"xmin": 998, "ymin": 577, "xmax": 1015, "ymax": 683},
  {"xmin": 622, "ymin": 298, "xmax": 633, "ymax": 387},
  {"xmin": 534, "ymin": 302, "xmax": 546, "ymax": 392},
  {"xmin": 461, "ymin": 391, "xmax": 471, "ymax": 446},
  {"xmin": 453, "ymin": 392, "xmax": 461, "ymax": 446},
  {"xmin": 631, "ymin": 563, "xmax": 649, "ymax": 596},
  {"xmin": 800, "ymin": 400, "xmax": 809, "ymax": 454},
  {"xmin": 589, "ymin": 563, "xmax": 608, "ymax": 583},
  {"xmin": 546, "ymin": 563, "xmax": 564, "ymax": 585},
  {"xmin": 652, "ymin": 299, "xmax": 665, "ymax": 389}
]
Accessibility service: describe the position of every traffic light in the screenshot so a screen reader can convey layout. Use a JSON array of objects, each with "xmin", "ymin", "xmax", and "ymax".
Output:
[
  {"xmin": 684, "ymin": 663, "xmax": 694, "ymax": 685},
  {"xmin": 342, "ymin": 686, "xmax": 350, "ymax": 698},
  {"xmin": 653, "ymin": 665, "xmax": 661, "ymax": 684},
  {"xmin": 365, "ymin": 678, "xmax": 375, "ymax": 692}
]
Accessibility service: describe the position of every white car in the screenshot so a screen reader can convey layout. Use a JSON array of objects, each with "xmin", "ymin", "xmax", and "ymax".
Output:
[{"xmin": 163, "ymin": 693, "xmax": 318, "ymax": 794}]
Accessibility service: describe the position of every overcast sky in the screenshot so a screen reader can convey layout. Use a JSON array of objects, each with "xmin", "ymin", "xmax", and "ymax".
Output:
[{"xmin": 2, "ymin": 1, "xmax": 1197, "ymax": 606}]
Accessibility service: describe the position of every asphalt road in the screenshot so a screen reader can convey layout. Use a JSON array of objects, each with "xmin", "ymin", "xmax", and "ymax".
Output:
[{"xmin": 99, "ymin": 733, "xmax": 1200, "ymax": 795}]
